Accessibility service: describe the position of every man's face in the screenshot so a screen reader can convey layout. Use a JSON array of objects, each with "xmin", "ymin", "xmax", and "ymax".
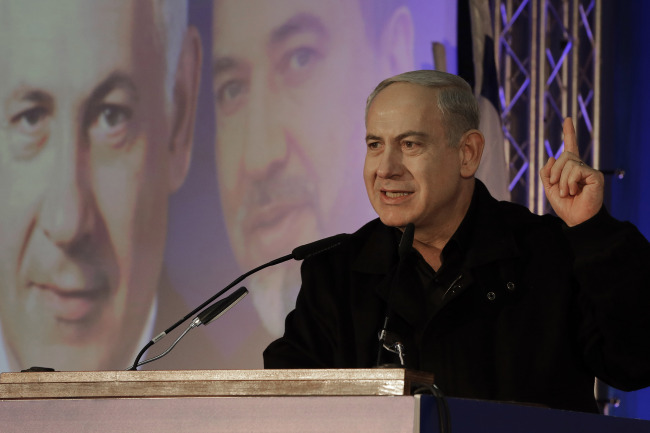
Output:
[
  {"xmin": 364, "ymin": 83, "xmax": 465, "ymax": 233},
  {"xmin": 212, "ymin": 0, "xmax": 379, "ymax": 270},
  {"xmin": 0, "ymin": 1, "xmax": 178, "ymax": 370}
]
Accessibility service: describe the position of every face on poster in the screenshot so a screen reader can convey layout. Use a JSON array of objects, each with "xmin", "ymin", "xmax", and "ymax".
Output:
[
  {"xmin": 0, "ymin": 0, "xmax": 456, "ymax": 372},
  {"xmin": 0, "ymin": 0, "xmax": 198, "ymax": 371}
]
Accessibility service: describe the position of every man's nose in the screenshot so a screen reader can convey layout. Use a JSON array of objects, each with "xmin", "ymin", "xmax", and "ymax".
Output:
[
  {"xmin": 376, "ymin": 145, "xmax": 404, "ymax": 179},
  {"xmin": 40, "ymin": 130, "xmax": 94, "ymax": 249},
  {"xmin": 242, "ymin": 73, "xmax": 288, "ymax": 177}
]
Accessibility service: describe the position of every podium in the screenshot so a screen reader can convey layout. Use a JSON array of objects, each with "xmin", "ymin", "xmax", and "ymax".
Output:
[
  {"xmin": 0, "ymin": 368, "xmax": 433, "ymax": 399},
  {"xmin": 1, "ymin": 369, "xmax": 649, "ymax": 432}
]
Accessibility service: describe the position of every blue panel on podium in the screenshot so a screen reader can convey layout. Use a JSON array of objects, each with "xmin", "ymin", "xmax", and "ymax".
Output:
[{"xmin": 418, "ymin": 395, "xmax": 650, "ymax": 432}]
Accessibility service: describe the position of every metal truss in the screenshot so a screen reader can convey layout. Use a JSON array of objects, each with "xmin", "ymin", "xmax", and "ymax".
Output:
[
  {"xmin": 493, "ymin": 0, "xmax": 611, "ymax": 413},
  {"xmin": 494, "ymin": 0, "xmax": 601, "ymax": 214}
]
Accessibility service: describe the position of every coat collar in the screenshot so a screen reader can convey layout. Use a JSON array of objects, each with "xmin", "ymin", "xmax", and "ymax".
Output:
[
  {"xmin": 348, "ymin": 179, "xmax": 522, "ymax": 326},
  {"xmin": 351, "ymin": 179, "xmax": 520, "ymax": 275}
]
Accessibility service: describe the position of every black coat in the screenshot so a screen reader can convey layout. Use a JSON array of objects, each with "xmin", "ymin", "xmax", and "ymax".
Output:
[{"xmin": 264, "ymin": 180, "xmax": 650, "ymax": 413}]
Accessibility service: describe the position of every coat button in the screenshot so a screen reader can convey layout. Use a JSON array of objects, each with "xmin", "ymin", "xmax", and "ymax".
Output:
[
  {"xmin": 486, "ymin": 291, "xmax": 496, "ymax": 301},
  {"xmin": 506, "ymin": 282, "xmax": 516, "ymax": 291}
]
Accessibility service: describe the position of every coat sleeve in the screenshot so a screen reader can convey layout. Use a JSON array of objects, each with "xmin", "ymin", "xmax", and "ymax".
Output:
[{"xmin": 565, "ymin": 207, "xmax": 650, "ymax": 391}]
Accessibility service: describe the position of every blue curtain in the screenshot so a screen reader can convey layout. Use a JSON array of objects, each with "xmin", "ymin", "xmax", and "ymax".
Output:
[{"xmin": 603, "ymin": 0, "xmax": 650, "ymax": 420}]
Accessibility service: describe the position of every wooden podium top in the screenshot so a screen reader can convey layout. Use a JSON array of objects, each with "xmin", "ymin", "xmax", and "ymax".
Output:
[{"xmin": 0, "ymin": 368, "xmax": 434, "ymax": 400}]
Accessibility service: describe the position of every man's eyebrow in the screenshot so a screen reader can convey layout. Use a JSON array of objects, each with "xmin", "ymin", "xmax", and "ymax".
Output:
[
  {"xmin": 269, "ymin": 13, "xmax": 327, "ymax": 45},
  {"xmin": 365, "ymin": 131, "xmax": 431, "ymax": 142},
  {"xmin": 4, "ymin": 88, "xmax": 54, "ymax": 114},
  {"xmin": 6, "ymin": 73, "xmax": 137, "ymax": 111},
  {"xmin": 396, "ymin": 130, "xmax": 431, "ymax": 141},
  {"xmin": 365, "ymin": 134, "xmax": 381, "ymax": 142},
  {"xmin": 212, "ymin": 13, "xmax": 326, "ymax": 80},
  {"xmin": 16, "ymin": 90, "xmax": 53, "ymax": 105},
  {"xmin": 87, "ymin": 72, "xmax": 139, "ymax": 104},
  {"xmin": 213, "ymin": 56, "xmax": 238, "ymax": 79}
]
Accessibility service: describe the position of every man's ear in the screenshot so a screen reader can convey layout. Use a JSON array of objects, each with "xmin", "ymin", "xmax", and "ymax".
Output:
[
  {"xmin": 459, "ymin": 130, "xmax": 485, "ymax": 178},
  {"xmin": 168, "ymin": 26, "xmax": 202, "ymax": 193},
  {"xmin": 377, "ymin": 6, "xmax": 415, "ymax": 75}
]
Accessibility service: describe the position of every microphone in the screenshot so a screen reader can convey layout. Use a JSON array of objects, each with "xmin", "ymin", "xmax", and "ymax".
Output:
[
  {"xmin": 198, "ymin": 286, "xmax": 249, "ymax": 325},
  {"xmin": 292, "ymin": 233, "xmax": 350, "ymax": 260},
  {"xmin": 377, "ymin": 223, "xmax": 415, "ymax": 367},
  {"xmin": 129, "ymin": 234, "xmax": 350, "ymax": 370},
  {"xmin": 130, "ymin": 287, "xmax": 249, "ymax": 370},
  {"xmin": 398, "ymin": 223, "xmax": 415, "ymax": 259}
]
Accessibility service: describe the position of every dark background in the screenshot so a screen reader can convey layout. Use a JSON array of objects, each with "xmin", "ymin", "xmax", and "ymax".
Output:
[{"xmin": 600, "ymin": 0, "xmax": 650, "ymax": 419}]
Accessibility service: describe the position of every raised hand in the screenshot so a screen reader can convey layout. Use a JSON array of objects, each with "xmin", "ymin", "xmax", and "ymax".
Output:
[{"xmin": 539, "ymin": 117, "xmax": 604, "ymax": 227}]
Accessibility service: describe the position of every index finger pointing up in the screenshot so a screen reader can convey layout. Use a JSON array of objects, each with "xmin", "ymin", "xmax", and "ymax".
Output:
[{"xmin": 563, "ymin": 117, "xmax": 579, "ymax": 155}]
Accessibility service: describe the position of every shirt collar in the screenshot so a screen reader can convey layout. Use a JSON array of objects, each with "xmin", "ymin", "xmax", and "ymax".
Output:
[{"xmin": 353, "ymin": 178, "xmax": 520, "ymax": 275}]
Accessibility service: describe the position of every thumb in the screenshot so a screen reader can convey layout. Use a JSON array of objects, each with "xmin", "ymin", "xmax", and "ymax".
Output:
[{"xmin": 540, "ymin": 157, "xmax": 555, "ymax": 192}]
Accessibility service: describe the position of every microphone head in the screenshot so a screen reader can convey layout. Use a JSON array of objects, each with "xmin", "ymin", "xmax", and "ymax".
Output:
[
  {"xmin": 198, "ymin": 287, "xmax": 248, "ymax": 325},
  {"xmin": 398, "ymin": 223, "xmax": 415, "ymax": 259},
  {"xmin": 291, "ymin": 233, "xmax": 350, "ymax": 261}
]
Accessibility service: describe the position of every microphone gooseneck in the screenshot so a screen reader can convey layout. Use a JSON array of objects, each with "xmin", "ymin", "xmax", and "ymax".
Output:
[{"xmin": 376, "ymin": 223, "xmax": 415, "ymax": 367}]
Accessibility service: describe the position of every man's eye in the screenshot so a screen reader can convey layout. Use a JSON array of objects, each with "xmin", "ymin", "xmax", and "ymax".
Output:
[
  {"xmin": 288, "ymin": 47, "xmax": 316, "ymax": 70},
  {"xmin": 11, "ymin": 106, "xmax": 50, "ymax": 135},
  {"xmin": 88, "ymin": 104, "xmax": 133, "ymax": 147},
  {"xmin": 217, "ymin": 80, "xmax": 246, "ymax": 104},
  {"xmin": 403, "ymin": 141, "xmax": 417, "ymax": 150},
  {"xmin": 279, "ymin": 46, "xmax": 321, "ymax": 87},
  {"xmin": 367, "ymin": 142, "xmax": 380, "ymax": 150},
  {"xmin": 7, "ymin": 106, "xmax": 51, "ymax": 160},
  {"xmin": 97, "ymin": 105, "xmax": 132, "ymax": 129},
  {"xmin": 214, "ymin": 78, "xmax": 248, "ymax": 116}
]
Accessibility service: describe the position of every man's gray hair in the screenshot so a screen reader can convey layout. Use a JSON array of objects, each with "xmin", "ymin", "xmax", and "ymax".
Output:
[{"xmin": 365, "ymin": 70, "xmax": 480, "ymax": 147}]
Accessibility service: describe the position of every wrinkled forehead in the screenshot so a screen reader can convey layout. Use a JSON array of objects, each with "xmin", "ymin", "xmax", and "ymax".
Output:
[
  {"xmin": 369, "ymin": 83, "xmax": 441, "ymax": 115},
  {"xmin": 0, "ymin": 0, "xmax": 138, "ymax": 42},
  {"xmin": 212, "ymin": 0, "xmax": 363, "ymax": 48},
  {"xmin": 0, "ymin": 0, "xmax": 163, "ymax": 97}
]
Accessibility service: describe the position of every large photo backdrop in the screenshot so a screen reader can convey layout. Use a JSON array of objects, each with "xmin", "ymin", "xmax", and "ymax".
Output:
[
  {"xmin": 171, "ymin": 0, "xmax": 462, "ymax": 370},
  {"xmin": 2, "ymin": 0, "xmax": 649, "ymax": 422},
  {"xmin": 0, "ymin": 0, "xmax": 460, "ymax": 372}
]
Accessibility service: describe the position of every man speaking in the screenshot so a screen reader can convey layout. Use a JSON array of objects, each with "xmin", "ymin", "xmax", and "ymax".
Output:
[{"xmin": 264, "ymin": 70, "xmax": 650, "ymax": 413}]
